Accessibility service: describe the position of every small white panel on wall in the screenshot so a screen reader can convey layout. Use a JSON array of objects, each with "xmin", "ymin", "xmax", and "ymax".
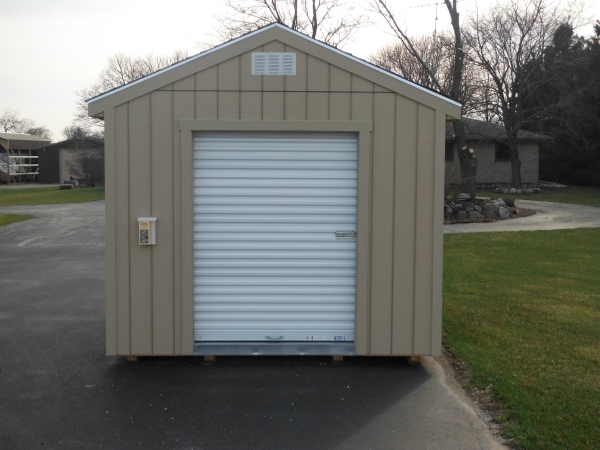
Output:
[
  {"xmin": 252, "ymin": 52, "xmax": 296, "ymax": 75},
  {"xmin": 138, "ymin": 217, "xmax": 157, "ymax": 245}
]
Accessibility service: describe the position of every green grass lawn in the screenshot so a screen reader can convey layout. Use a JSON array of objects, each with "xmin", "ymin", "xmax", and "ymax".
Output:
[
  {"xmin": 0, "ymin": 187, "xmax": 105, "ymax": 206},
  {"xmin": 444, "ymin": 229, "xmax": 600, "ymax": 449},
  {"xmin": 477, "ymin": 185, "xmax": 600, "ymax": 208},
  {"xmin": 0, "ymin": 214, "xmax": 33, "ymax": 226}
]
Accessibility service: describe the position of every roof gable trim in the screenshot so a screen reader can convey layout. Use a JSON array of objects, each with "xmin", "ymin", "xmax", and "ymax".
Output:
[{"xmin": 88, "ymin": 23, "xmax": 460, "ymax": 109}]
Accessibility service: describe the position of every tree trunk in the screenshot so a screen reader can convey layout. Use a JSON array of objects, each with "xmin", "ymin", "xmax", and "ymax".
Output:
[
  {"xmin": 454, "ymin": 119, "xmax": 477, "ymax": 197},
  {"xmin": 445, "ymin": 0, "xmax": 477, "ymax": 198},
  {"xmin": 507, "ymin": 133, "xmax": 522, "ymax": 187}
]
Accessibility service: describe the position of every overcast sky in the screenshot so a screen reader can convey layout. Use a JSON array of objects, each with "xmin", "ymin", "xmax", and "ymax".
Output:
[{"xmin": 1, "ymin": 0, "xmax": 598, "ymax": 142}]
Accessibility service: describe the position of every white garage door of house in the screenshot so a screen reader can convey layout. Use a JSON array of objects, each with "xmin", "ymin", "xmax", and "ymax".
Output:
[{"xmin": 193, "ymin": 132, "xmax": 357, "ymax": 345}]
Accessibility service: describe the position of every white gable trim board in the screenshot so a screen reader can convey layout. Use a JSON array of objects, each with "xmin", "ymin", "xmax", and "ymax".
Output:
[{"xmin": 87, "ymin": 23, "xmax": 460, "ymax": 110}]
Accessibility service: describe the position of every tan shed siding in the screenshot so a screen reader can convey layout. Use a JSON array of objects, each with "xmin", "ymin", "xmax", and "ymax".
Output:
[
  {"xmin": 114, "ymin": 103, "xmax": 130, "ymax": 355},
  {"xmin": 431, "ymin": 111, "xmax": 446, "ymax": 356},
  {"xmin": 173, "ymin": 75, "xmax": 196, "ymax": 354},
  {"xmin": 240, "ymin": 49, "xmax": 263, "ymax": 120},
  {"xmin": 104, "ymin": 108, "xmax": 117, "ymax": 355},
  {"xmin": 413, "ymin": 104, "xmax": 436, "ymax": 355},
  {"xmin": 285, "ymin": 44, "xmax": 307, "ymax": 120},
  {"xmin": 392, "ymin": 95, "xmax": 418, "ymax": 354},
  {"xmin": 351, "ymin": 75, "xmax": 373, "ymax": 355},
  {"xmin": 263, "ymin": 42, "xmax": 286, "ymax": 120},
  {"xmin": 195, "ymin": 67, "xmax": 218, "ymax": 120},
  {"xmin": 307, "ymin": 55, "xmax": 329, "ymax": 120},
  {"xmin": 354, "ymin": 131, "xmax": 372, "ymax": 356},
  {"xmin": 150, "ymin": 89, "xmax": 175, "ymax": 354},
  {"xmin": 217, "ymin": 58, "xmax": 240, "ymax": 120},
  {"xmin": 180, "ymin": 130, "xmax": 195, "ymax": 355},
  {"xmin": 330, "ymin": 66, "xmax": 351, "ymax": 121},
  {"xmin": 369, "ymin": 86, "xmax": 396, "ymax": 355},
  {"xmin": 128, "ymin": 94, "xmax": 153, "ymax": 355},
  {"xmin": 104, "ymin": 41, "xmax": 452, "ymax": 356}
]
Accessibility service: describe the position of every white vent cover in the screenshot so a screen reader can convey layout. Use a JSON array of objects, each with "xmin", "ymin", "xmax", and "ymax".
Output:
[{"xmin": 252, "ymin": 52, "xmax": 296, "ymax": 75}]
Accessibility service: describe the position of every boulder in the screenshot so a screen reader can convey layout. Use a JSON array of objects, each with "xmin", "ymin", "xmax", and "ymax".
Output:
[
  {"xmin": 465, "ymin": 204, "xmax": 474, "ymax": 213},
  {"xmin": 457, "ymin": 193, "xmax": 470, "ymax": 200},
  {"xmin": 468, "ymin": 211, "xmax": 484, "ymax": 219},
  {"xmin": 483, "ymin": 202, "xmax": 498, "ymax": 212},
  {"xmin": 473, "ymin": 205, "xmax": 483, "ymax": 212},
  {"xmin": 509, "ymin": 188, "xmax": 517, "ymax": 194},
  {"xmin": 483, "ymin": 210, "xmax": 497, "ymax": 219},
  {"xmin": 497, "ymin": 206, "xmax": 511, "ymax": 220},
  {"xmin": 456, "ymin": 210, "xmax": 468, "ymax": 220}
]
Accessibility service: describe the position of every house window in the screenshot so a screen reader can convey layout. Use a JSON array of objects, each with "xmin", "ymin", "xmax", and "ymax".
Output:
[
  {"xmin": 445, "ymin": 141, "xmax": 454, "ymax": 162},
  {"xmin": 495, "ymin": 142, "xmax": 511, "ymax": 162}
]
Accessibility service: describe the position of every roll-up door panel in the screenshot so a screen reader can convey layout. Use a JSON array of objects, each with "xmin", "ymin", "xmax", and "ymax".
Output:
[{"xmin": 193, "ymin": 132, "xmax": 357, "ymax": 342}]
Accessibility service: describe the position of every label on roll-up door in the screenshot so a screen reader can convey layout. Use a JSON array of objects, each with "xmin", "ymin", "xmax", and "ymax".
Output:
[{"xmin": 335, "ymin": 230, "xmax": 356, "ymax": 240}]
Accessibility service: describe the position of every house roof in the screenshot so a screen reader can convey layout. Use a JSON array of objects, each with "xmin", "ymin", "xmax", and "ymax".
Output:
[
  {"xmin": 39, "ymin": 138, "xmax": 104, "ymax": 151},
  {"xmin": 446, "ymin": 118, "xmax": 550, "ymax": 142},
  {"xmin": 0, "ymin": 132, "xmax": 51, "ymax": 150},
  {"xmin": 88, "ymin": 23, "xmax": 461, "ymax": 119}
]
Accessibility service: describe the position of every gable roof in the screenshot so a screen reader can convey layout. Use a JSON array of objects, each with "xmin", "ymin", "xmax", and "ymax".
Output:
[
  {"xmin": 0, "ymin": 132, "xmax": 50, "ymax": 150},
  {"xmin": 88, "ymin": 23, "xmax": 461, "ymax": 119},
  {"xmin": 445, "ymin": 118, "xmax": 550, "ymax": 142}
]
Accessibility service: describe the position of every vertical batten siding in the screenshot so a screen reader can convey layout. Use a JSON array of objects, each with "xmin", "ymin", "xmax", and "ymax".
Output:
[
  {"xmin": 350, "ymin": 75, "xmax": 373, "ymax": 355},
  {"xmin": 104, "ymin": 43, "xmax": 451, "ymax": 355},
  {"xmin": 173, "ymin": 75, "xmax": 196, "ymax": 354},
  {"xmin": 240, "ymin": 49, "xmax": 262, "ymax": 120},
  {"xmin": 104, "ymin": 108, "xmax": 117, "ymax": 355},
  {"xmin": 392, "ymin": 95, "xmax": 418, "ymax": 354},
  {"xmin": 355, "ymin": 130, "xmax": 372, "ymax": 355},
  {"xmin": 180, "ymin": 130, "xmax": 195, "ymax": 355},
  {"xmin": 263, "ymin": 42, "xmax": 286, "ymax": 120},
  {"xmin": 128, "ymin": 94, "xmax": 153, "ymax": 355},
  {"xmin": 307, "ymin": 55, "xmax": 329, "ymax": 120},
  {"xmin": 218, "ymin": 58, "xmax": 240, "ymax": 120},
  {"xmin": 151, "ymin": 89, "xmax": 175, "ymax": 354},
  {"xmin": 413, "ymin": 104, "xmax": 436, "ymax": 354},
  {"xmin": 114, "ymin": 103, "xmax": 130, "ymax": 355},
  {"xmin": 330, "ymin": 66, "xmax": 351, "ymax": 121},
  {"xmin": 284, "ymin": 45, "xmax": 307, "ymax": 120},
  {"xmin": 195, "ymin": 67, "xmax": 218, "ymax": 120},
  {"xmin": 369, "ymin": 86, "xmax": 395, "ymax": 354}
]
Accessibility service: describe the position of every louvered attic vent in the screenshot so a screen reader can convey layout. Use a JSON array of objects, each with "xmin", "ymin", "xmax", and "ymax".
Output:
[{"xmin": 252, "ymin": 52, "xmax": 296, "ymax": 75}]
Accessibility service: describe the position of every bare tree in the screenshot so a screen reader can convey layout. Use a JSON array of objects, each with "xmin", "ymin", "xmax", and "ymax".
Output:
[
  {"xmin": 369, "ymin": 0, "xmax": 477, "ymax": 197},
  {"xmin": 76, "ymin": 51, "xmax": 189, "ymax": 129},
  {"xmin": 464, "ymin": 0, "xmax": 582, "ymax": 187},
  {"xmin": 0, "ymin": 109, "xmax": 35, "ymax": 134},
  {"xmin": 212, "ymin": 0, "xmax": 366, "ymax": 48},
  {"xmin": 25, "ymin": 126, "xmax": 52, "ymax": 140}
]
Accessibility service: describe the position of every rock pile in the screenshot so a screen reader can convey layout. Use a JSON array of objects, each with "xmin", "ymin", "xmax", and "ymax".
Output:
[
  {"xmin": 494, "ymin": 187, "xmax": 541, "ymax": 195},
  {"xmin": 445, "ymin": 193, "xmax": 516, "ymax": 222}
]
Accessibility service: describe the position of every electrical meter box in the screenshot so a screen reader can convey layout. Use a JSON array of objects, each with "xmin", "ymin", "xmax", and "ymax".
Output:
[{"xmin": 137, "ymin": 217, "xmax": 157, "ymax": 245}]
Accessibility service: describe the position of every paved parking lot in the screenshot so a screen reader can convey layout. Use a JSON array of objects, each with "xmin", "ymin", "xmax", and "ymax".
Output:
[{"xmin": 0, "ymin": 201, "xmax": 504, "ymax": 449}]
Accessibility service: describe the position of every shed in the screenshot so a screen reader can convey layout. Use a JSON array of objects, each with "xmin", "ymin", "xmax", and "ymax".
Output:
[
  {"xmin": 88, "ymin": 24, "xmax": 461, "ymax": 358},
  {"xmin": 0, "ymin": 132, "xmax": 50, "ymax": 183},
  {"xmin": 38, "ymin": 138, "xmax": 105, "ymax": 184}
]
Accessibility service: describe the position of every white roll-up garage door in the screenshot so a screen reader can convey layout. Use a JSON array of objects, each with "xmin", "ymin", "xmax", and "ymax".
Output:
[{"xmin": 193, "ymin": 132, "xmax": 357, "ymax": 343}]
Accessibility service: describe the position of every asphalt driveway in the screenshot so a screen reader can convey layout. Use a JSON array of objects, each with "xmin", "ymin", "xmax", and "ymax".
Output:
[{"xmin": 0, "ymin": 200, "xmax": 505, "ymax": 449}]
